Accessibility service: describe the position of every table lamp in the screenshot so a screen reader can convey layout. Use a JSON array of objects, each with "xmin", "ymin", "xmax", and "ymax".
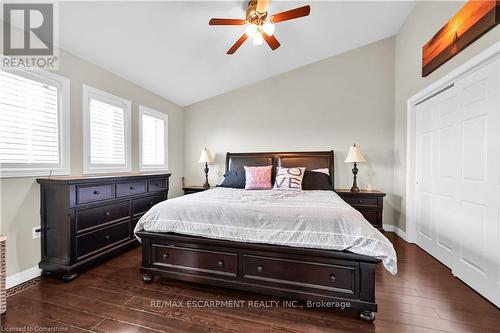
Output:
[
  {"xmin": 198, "ymin": 148, "xmax": 214, "ymax": 189},
  {"xmin": 344, "ymin": 144, "xmax": 367, "ymax": 192}
]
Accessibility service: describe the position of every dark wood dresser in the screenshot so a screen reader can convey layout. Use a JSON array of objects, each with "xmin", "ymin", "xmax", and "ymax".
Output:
[
  {"xmin": 335, "ymin": 189, "xmax": 386, "ymax": 232},
  {"xmin": 37, "ymin": 173, "xmax": 170, "ymax": 281}
]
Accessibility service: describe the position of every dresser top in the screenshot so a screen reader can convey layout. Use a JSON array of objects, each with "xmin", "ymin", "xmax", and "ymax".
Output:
[
  {"xmin": 37, "ymin": 172, "xmax": 171, "ymax": 184},
  {"xmin": 335, "ymin": 189, "xmax": 386, "ymax": 196}
]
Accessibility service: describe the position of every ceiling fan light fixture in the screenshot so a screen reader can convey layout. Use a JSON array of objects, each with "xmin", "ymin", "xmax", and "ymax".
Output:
[
  {"xmin": 262, "ymin": 22, "xmax": 275, "ymax": 36},
  {"xmin": 252, "ymin": 32, "xmax": 264, "ymax": 45},
  {"xmin": 245, "ymin": 24, "xmax": 258, "ymax": 38}
]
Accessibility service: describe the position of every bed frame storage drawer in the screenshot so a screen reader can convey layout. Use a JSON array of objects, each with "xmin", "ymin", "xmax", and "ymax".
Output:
[
  {"xmin": 152, "ymin": 244, "xmax": 237, "ymax": 277},
  {"xmin": 139, "ymin": 231, "xmax": 380, "ymax": 320},
  {"xmin": 77, "ymin": 183, "xmax": 114, "ymax": 204},
  {"xmin": 116, "ymin": 180, "xmax": 147, "ymax": 197},
  {"xmin": 76, "ymin": 221, "xmax": 131, "ymax": 259},
  {"xmin": 242, "ymin": 255, "xmax": 356, "ymax": 295},
  {"xmin": 76, "ymin": 201, "xmax": 130, "ymax": 232},
  {"xmin": 37, "ymin": 173, "xmax": 170, "ymax": 281}
]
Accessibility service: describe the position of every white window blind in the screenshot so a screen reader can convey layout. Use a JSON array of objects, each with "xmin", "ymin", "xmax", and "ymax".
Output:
[
  {"xmin": 139, "ymin": 106, "xmax": 168, "ymax": 171},
  {"xmin": 142, "ymin": 114, "xmax": 165, "ymax": 165},
  {"xmin": 89, "ymin": 98, "xmax": 126, "ymax": 165},
  {"xmin": 82, "ymin": 85, "xmax": 131, "ymax": 174},
  {"xmin": 0, "ymin": 70, "xmax": 70, "ymax": 177}
]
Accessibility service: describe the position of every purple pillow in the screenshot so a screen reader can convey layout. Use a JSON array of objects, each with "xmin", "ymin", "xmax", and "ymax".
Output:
[{"xmin": 244, "ymin": 165, "xmax": 273, "ymax": 190}]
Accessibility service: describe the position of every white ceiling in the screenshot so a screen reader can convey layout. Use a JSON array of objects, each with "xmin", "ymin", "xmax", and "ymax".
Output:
[{"xmin": 59, "ymin": 1, "xmax": 415, "ymax": 106}]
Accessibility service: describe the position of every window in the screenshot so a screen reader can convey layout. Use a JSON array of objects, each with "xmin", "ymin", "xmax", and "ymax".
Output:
[
  {"xmin": 0, "ymin": 69, "xmax": 70, "ymax": 178},
  {"xmin": 139, "ymin": 106, "xmax": 168, "ymax": 171},
  {"xmin": 82, "ymin": 85, "xmax": 131, "ymax": 174}
]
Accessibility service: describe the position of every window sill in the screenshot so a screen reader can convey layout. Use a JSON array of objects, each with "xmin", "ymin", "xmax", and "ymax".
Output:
[
  {"xmin": 83, "ymin": 166, "xmax": 132, "ymax": 175},
  {"xmin": 0, "ymin": 168, "xmax": 71, "ymax": 179}
]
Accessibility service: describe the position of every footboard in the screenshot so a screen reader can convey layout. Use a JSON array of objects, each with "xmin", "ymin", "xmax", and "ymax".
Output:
[{"xmin": 137, "ymin": 231, "xmax": 380, "ymax": 321}]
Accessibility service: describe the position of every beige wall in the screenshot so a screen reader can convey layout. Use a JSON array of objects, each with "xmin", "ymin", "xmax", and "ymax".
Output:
[
  {"xmin": 393, "ymin": 1, "xmax": 500, "ymax": 231},
  {"xmin": 184, "ymin": 37, "xmax": 397, "ymax": 224},
  {"xmin": 0, "ymin": 37, "xmax": 184, "ymax": 276},
  {"xmin": 3, "ymin": 0, "xmax": 498, "ymax": 279}
]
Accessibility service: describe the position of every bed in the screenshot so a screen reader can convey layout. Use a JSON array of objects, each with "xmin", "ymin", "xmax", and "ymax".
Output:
[{"xmin": 135, "ymin": 151, "xmax": 397, "ymax": 321}]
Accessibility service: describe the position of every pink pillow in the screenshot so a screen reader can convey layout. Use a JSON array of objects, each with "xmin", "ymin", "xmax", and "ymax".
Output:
[{"xmin": 244, "ymin": 165, "xmax": 273, "ymax": 190}]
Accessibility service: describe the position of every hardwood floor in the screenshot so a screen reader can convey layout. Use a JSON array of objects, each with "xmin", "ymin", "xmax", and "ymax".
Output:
[{"xmin": 1, "ymin": 233, "xmax": 498, "ymax": 332}]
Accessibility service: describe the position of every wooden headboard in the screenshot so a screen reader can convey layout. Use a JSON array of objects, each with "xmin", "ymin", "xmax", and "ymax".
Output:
[{"xmin": 225, "ymin": 150, "xmax": 335, "ymax": 190}]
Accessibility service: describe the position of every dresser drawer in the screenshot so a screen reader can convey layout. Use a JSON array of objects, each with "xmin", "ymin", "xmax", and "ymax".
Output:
[
  {"xmin": 116, "ymin": 180, "xmax": 147, "ymax": 197},
  {"xmin": 132, "ymin": 194, "xmax": 165, "ymax": 216},
  {"xmin": 76, "ymin": 221, "xmax": 130, "ymax": 259},
  {"xmin": 76, "ymin": 201, "xmax": 130, "ymax": 232},
  {"xmin": 149, "ymin": 178, "xmax": 167, "ymax": 192},
  {"xmin": 342, "ymin": 197, "xmax": 379, "ymax": 207},
  {"xmin": 77, "ymin": 183, "xmax": 114, "ymax": 204},
  {"xmin": 243, "ymin": 255, "xmax": 355, "ymax": 295},
  {"xmin": 153, "ymin": 245, "xmax": 237, "ymax": 276}
]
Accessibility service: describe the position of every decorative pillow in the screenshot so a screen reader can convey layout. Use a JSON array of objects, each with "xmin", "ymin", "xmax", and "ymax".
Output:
[
  {"xmin": 274, "ymin": 167, "xmax": 306, "ymax": 191},
  {"xmin": 219, "ymin": 170, "xmax": 245, "ymax": 189},
  {"xmin": 244, "ymin": 165, "xmax": 273, "ymax": 190},
  {"xmin": 302, "ymin": 170, "xmax": 332, "ymax": 190},
  {"xmin": 312, "ymin": 168, "xmax": 330, "ymax": 175}
]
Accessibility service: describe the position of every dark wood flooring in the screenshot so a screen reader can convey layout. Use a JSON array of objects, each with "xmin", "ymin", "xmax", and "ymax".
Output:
[{"xmin": 1, "ymin": 233, "xmax": 499, "ymax": 332}]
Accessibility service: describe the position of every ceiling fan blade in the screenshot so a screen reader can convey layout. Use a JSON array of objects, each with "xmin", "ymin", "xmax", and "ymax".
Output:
[
  {"xmin": 209, "ymin": 18, "xmax": 246, "ymax": 25},
  {"xmin": 256, "ymin": 0, "xmax": 270, "ymax": 14},
  {"xmin": 227, "ymin": 34, "xmax": 248, "ymax": 54},
  {"xmin": 263, "ymin": 34, "xmax": 280, "ymax": 51},
  {"xmin": 271, "ymin": 5, "xmax": 310, "ymax": 23}
]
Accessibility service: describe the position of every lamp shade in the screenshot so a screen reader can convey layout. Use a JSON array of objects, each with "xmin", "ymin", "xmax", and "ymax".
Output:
[
  {"xmin": 344, "ymin": 145, "xmax": 367, "ymax": 163},
  {"xmin": 198, "ymin": 148, "xmax": 214, "ymax": 163}
]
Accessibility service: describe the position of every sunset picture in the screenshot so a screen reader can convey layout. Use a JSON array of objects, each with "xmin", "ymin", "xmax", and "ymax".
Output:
[{"xmin": 422, "ymin": 0, "xmax": 499, "ymax": 77}]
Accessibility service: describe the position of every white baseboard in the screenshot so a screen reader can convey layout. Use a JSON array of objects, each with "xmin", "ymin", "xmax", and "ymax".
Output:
[
  {"xmin": 6, "ymin": 266, "xmax": 42, "ymax": 289},
  {"xmin": 383, "ymin": 224, "xmax": 408, "ymax": 241}
]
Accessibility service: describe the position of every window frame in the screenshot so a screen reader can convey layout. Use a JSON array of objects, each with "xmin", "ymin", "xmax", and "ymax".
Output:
[
  {"xmin": 82, "ymin": 85, "xmax": 131, "ymax": 174},
  {"xmin": 0, "ymin": 68, "xmax": 70, "ymax": 178},
  {"xmin": 139, "ymin": 105, "xmax": 168, "ymax": 172}
]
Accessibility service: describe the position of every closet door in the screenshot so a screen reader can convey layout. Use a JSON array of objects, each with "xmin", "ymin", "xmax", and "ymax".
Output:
[
  {"xmin": 454, "ymin": 58, "xmax": 500, "ymax": 306},
  {"xmin": 415, "ymin": 86, "xmax": 461, "ymax": 270},
  {"xmin": 414, "ymin": 57, "xmax": 499, "ymax": 307}
]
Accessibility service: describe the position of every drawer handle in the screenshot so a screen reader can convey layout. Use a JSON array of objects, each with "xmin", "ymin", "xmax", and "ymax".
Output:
[
  {"xmin": 155, "ymin": 183, "xmax": 159, "ymax": 187},
  {"xmin": 105, "ymin": 211, "xmax": 111, "ymax": 217},
  {"xmin": 330, "ymin": 274, "xmax": 336, "ymax": 282},
  {"xmin": 257, "ymin": 265, "xmax": 263, "ymax": 273},
  {"xmin": 149, "ymin": 201, "xmax": 154, "ymax": 206},
  {"xmin": 163, "ymin": 253, "xmax": 168, "ymax": 260},
  {"xmin": 129, "ymin": 186, "xmax": 135, "ymax": 190},
  {"xmin": 104, "ymin": 235, "xmax": 110, "ymax": 241},
  {"xmin": 93, "ymin": 190, "xmax": 100, "ymax": 195},
  {"xmin": 218, "ymin": 260, "xmax": 224, "ymax": 268}
]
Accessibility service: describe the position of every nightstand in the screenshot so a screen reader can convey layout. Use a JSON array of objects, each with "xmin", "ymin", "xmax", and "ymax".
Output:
[
  {"xmin": 183, "ymin": 186, "xmax": 211, "ymax": 195},
  {"xmin": 335, "ymin": 189, "xmax": 386, "ymax": 232}
]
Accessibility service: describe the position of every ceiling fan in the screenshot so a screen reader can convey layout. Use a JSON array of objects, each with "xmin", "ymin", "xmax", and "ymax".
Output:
[{"xmin": 209, "ymin": 0, "xmax": 311, "ymax": 54}]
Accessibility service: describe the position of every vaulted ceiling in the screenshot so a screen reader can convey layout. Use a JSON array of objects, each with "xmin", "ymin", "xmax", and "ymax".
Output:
[{"xmin": 59, "ymin": 1, "xmax": 415, "ymax": 106}]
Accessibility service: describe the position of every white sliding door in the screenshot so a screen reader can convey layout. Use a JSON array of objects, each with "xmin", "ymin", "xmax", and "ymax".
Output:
[{"xmin": 414, "ymin": 57, "xmax": 500, "ymax": 306}]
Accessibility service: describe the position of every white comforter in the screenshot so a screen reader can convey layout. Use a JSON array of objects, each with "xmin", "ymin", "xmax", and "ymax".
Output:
[{"xmin": 134, "ymin": 188, "xmax": 397, "ymax": 274}]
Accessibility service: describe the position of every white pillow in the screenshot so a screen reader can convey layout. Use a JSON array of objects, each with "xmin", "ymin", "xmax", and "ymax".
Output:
[
  {"xmin": 311, "ymin": 168, "xmax": 330, "ymax": 176},
  {"xmin": 274, "ymin": 167, "xmax": 306, "ymax": 191}
]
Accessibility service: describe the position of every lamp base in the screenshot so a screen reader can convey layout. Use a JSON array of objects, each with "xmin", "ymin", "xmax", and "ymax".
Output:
[
  {"xmin": 203, "ymin": 163, "xmax": 210, "ymax": 189},
  {"xmin": 350, "ymin": 162, "xmax": 359, "ymax": 193}
]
